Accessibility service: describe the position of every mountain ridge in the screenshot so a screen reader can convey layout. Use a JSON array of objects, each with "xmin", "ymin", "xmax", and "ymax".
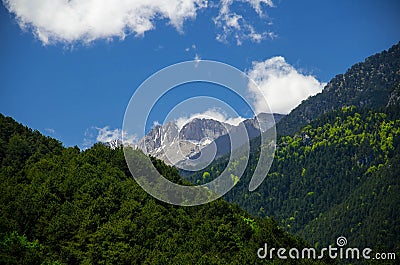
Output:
[
  {"xmin": 277, "ymin": 41, "xmax": 400, "ymax": 136},
  {"xmin": 186, "ymin": 41, "xmax": 400, "ymax": 251},
  {"xmin": 0, "ymin": 112, "xmax": 326, "ymax": 264},
  {"xmin": 137, "ymin": 113, "xmax": 284, "ymax": 166}
]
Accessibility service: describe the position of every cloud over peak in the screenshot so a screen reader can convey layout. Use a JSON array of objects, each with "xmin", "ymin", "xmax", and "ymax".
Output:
[
  {"xmin": 82, "ymin": 126, "xmax": 137, "ymax": 149},
  {"xmin": 175, "ymin": 108, "xmax": 245, "ymax": 130}
]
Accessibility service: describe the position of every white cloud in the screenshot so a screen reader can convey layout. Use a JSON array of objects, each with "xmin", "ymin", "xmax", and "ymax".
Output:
[
  {"xmin": 175, "ymin": 108, "xmax": 245, "ymax": 130},
  {"xmin": 82, "ymin": 126, "xmax": 137, "ymax": 149},
  {"xmin": 185, "ymin": 43, "xmax": 197, "ymax": 52},
  {"xmin": 247, "ymin": 56, "xmax": 326, "ymax": 114},
  {"xmin": 246, "ymin": 0, "xmax": 274, "ymax": 16},
  {"xmin": 214, "ymin": 0, "xmax": 275, "ymax": 45},
  {"xmin": 3, "ymin": 0, "xmax": 207, "ymax": 45},
  {"xmin": 82, "ymin": 127, "xmax": 97, "ymax": 149},
  {"xmin": 44, "ymin": 128, "xmax": 55, "ymax": 134},
  {"xmin": 96, "ymin": 126, "xmax": 137, "ymax": 144},
  {"xmin": 4, "ymin": 0, "xmax": 274, "ymax": 45},
  {"xmin": 96, "ymin": 126, "xmax": 122, "ymax": 143}
]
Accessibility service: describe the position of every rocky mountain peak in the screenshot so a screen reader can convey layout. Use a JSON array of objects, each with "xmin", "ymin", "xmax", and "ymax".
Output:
[
  {"xmin": 136, "ymin": 113, "xmax": 284, "ymax": 166},
  {"xmin": 179, "ymin": 118, "xmax": 231, "ymax": 141}
]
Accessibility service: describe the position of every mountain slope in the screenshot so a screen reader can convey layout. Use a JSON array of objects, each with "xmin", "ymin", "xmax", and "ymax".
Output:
[
  {"xmin": 298, "ymin": 151, "xmax": 400, "ymax": 250},
  {"xmin": 277, "ymin": 41, "xmax": 400, "ymax": 136},
  {"xmin": 188, "ymin": 106, "xmax": 400, "ymax": 251},
  {"xmin": 186, "ymin": 42, "xmax": 400, "ymax": 253},
  {"xmin": 0, "ymin": 113, "xmax": 325, "ymax": 265},
  {"xmin": 180, "ymin": 113, "xmax": 284, "ymax": 170}
]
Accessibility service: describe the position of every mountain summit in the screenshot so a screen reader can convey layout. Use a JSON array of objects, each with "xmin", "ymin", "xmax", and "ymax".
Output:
[
  {"xmin": 137, "ymin": 118, "xmax": 231, "ymax": 165},
  {"xmin": 137, "ymin": 113, "xmax": 284, "ymax": 166}
]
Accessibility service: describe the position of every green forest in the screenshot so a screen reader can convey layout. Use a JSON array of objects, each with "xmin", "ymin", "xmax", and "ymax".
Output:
[
  {"xmin": 0, "ymin": 114, "xmax": 329, "ymax": 264},
  {"xmin": 186, "ymin": 43, "xmax": 400, "ymax": 256},
  {"xmin": 1, "ymin": 43, "xmax": 399, "ymax": 264},
  {"xmin": 189, "ymin": 107, "xmax": 400, "ymax": 251}
]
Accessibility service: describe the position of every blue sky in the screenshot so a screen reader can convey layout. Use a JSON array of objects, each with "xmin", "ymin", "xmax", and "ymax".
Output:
[{"xmin": 1, "ymin": 0, "xmax": 399, "ymax": 148}]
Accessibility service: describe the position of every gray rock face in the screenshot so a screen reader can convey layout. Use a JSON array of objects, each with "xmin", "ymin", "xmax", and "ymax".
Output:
[
  {"xmin": 136, "ymin": 118, "xmax": 231, "ymax": 165},
  {"xmin": 136, "ymin": 113, "xmax": 284, "ymax": 166},
  {"xmin": 179, "ymin": 118, "xmax": 231, "ymax": 141},
  {"xmin": 137, "ymin": 121, "xmax": 179, "ymax": 155},
  {"xmin": 185, "ymin": 113, "xmax": 284, "ymax": 164}
]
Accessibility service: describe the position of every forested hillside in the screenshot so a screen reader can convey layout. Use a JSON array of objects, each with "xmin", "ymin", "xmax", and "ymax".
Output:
[
  {"xmin": 0, "ymin": 114, "xmax": 327, "ymax": 264},
  {"xmin": 187, "ymin": 42, "xmax": 400, "ymax": 254},
  {"xmin": 188, "ymin": 106, "xmax": 400, "ymax": 251},
  {"xmin": 1, "ymin": 41, "xmax": 398, "ymax": 265},
  {"xmin": 277, "ymin": 42, "xmax": 400, "ymax": 136}
]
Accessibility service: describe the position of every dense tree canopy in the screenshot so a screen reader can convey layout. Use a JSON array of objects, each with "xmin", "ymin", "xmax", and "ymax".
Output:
[
  {"xmin": 2, "ymin": 42, "xmax": 399, "ymax": 264},
  {"xmin": 277, "ymin": 41, "xmax": 400, "ymax": 136},
  {"xmin": 188, "ymin": 106, "xmax": 400, "ymax": 256},
  {"xmin": 187, "ymin": 42, "xmax": 400, "ymax": 257},
  {"xmin": 0, "ymin": 113, "xmax": 328, "ymax": 264}
]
